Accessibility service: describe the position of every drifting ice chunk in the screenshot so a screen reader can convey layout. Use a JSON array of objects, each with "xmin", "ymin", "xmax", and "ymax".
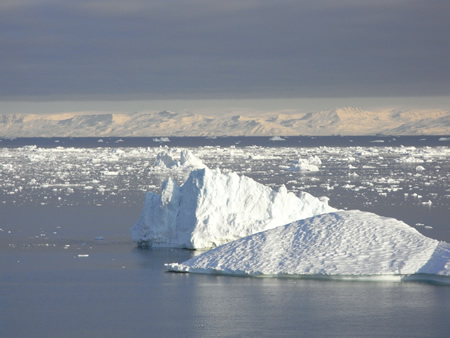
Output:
[
  {"xmin": 166, "ymin": 210, "xmax": 450, "ymax": 282},
  {"xmin": 154, "ymin": 149, "xmax": 206, "ymax": 170},
  {"xmin": 179, "ymin": 149, "xmax": 206, "ymax": 169},
  {"xmin": 395, "ymin": 156, "xmax": 424, "ymax": 163},
  {"xmin": 153, "ymin": 137, "xmax": 170, "ymax": 142},
  {"xmin": 269, "ymin": 136, "xmax": 285, "ymax": 141},
  {"xmin": 288, "ymin": 162, "xmax": 319, "ymax": 172},
  {"xmin": 288, "ymin": 156, "xmax": 320, "ymax": 172},
  {"xmin": 131, "ymin": 167, "xmax": 335, "ymax": 249}
]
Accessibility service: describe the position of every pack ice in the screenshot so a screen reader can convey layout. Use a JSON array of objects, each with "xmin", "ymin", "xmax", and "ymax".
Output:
[
  {"xmin": 131, "ymin": 166, "xmax": 335, "ymax": 249},
  {"xmin": 166, "ymin": 210, "xmax": 450, "ymax": 283}
]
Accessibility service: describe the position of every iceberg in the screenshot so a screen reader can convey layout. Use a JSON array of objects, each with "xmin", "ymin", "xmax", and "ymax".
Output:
[
  {"xmin": 153, "ymin": 149, "xmax": 206, "ymax": 170},
  {"xmin": 131, "ymin": 167, "xmax": 335, "ymax": 249},
  {"xmin": 166, "ymin": 210, "xmax": 450, "ymax": 283},
  {"xmin": 288, "ymin": 156, "xmax": 321, "ymax": 172}
]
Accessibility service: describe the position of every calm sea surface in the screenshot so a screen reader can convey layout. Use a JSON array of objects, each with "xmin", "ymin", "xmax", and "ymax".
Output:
[{"xmin": 1, "ymin": 137, "xmax": 449, "ymax": 337}]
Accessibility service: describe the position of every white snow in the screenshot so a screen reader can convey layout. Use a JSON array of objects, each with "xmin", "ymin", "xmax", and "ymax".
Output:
[
  {"xmin": 165, "ymin": 210, "xmax": 450, "ymax": 283},
  {"xmin": 131, "ymin": 166, "xmax": 335, "ymax": 249}
]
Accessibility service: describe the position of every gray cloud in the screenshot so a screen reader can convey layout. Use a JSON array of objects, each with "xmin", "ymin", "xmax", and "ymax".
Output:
[{"xmin": 1, "ymin": 0, "xmax": 449, "ymax": 101}]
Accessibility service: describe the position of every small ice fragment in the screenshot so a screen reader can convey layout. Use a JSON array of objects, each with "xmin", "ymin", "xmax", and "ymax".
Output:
[
  {"xmin": 101, "ymin": 171, "xmax": 119, "ymax": 176},
  {"xmin": 77, "ymin": 254, "xmax": 89, "ymax": 258},
  {"xmin": 153, "ymin": 137, "xmax": 170, "ymax": 142},
  {"xmin": 94, "ymin": 236, "xmax": 104, "ymax": 240}
]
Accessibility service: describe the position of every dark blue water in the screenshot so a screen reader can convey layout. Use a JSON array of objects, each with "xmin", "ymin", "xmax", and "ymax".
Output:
[
  {"xmin": 1, "ymin": 137, "xmax": 450, "ymax": 337},
  {"xmin": 1, "ymin": 135, "xmax": 449, "ymax": 148}
]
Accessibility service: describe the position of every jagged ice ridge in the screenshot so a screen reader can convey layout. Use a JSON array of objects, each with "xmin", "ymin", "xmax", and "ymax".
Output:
[{"xmin": 131, "ymin": 166, "xmax": 335, "ymax": 249}]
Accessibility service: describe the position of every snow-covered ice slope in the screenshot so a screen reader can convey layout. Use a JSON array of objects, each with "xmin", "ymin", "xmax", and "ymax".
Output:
[
  {"xmin": 131, "ymin": 167, "xmax": 335, "ymax": 249},
  {"xmin": 166, "ymin": 210, "xmax": 450, "ymax": 283}
]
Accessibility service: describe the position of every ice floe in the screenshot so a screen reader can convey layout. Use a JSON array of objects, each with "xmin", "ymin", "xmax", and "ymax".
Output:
[
  {"xmin": 269, "ymin": 136, "xmax": 285, "ymax": 141},
  {"xmin": 395, "ymin": 156, "xmax": 425, "ymax": 163},
  {"xmin": 166, "ymin": 210, "xmax": 450, "ymax": 283},
  {"xmin": 153, "ymin": 137, "xmax": 170, "ymax": 143},
  {"xmin": 288, "ymin": 155, "xmax": 321, "ymax": 172}
]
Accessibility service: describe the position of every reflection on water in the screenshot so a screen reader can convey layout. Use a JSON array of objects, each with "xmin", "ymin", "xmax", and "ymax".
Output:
[{"xmin": 189, "ymin": 275, "xmax": 450, "ymax": 337}]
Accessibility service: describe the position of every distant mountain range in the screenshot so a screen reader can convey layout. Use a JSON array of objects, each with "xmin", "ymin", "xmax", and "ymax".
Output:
[{"xmin": 1, "ymin": 107, "xmax": 449, "ymax": 137}]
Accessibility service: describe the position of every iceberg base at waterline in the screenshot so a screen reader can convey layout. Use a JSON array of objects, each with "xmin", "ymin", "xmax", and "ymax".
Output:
[{"xmin": 165, "ymin": 210, "xmax": 450, "ymax": 284}]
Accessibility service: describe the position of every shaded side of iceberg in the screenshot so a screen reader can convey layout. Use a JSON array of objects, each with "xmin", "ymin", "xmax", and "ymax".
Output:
[
  {"xmin": 165, "ymin": 210, "xmax": 450, "ymax": 283},
  {"xmin": 131, "ymin": 167, "xmax": 335, "ymax": 249}
]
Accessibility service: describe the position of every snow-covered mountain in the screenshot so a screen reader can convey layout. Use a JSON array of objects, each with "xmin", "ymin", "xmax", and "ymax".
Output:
[{"xmin": 1, "ymin": 107, "xmax": 449, "ymax": 137}]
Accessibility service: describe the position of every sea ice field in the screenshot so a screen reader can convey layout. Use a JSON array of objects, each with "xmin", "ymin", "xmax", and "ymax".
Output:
[
  {"xmin": 1, "ymin": 136, "xmax": 450, "ymax": 337},
  {"xmin": 1, "ymin": 136, "xmax": 450, "ymax": 241}
]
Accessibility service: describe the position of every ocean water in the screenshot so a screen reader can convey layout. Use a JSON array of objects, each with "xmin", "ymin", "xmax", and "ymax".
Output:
[{"xmin": 1, "ymin": 136, "xmax": 450, "ymax": 337}]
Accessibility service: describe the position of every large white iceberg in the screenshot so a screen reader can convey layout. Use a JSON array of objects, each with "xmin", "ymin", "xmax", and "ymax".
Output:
[
  {"xmin": 131, "ymin": 167, "xmax": 335, "ymax": 249},
  {"xmin": 166, "ymin": 210, "xmax": 450, "ymax": 283}
]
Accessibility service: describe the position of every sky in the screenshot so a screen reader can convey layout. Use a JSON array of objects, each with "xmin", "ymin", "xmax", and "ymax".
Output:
[{"xmin": 1, "ymin": 0, "xmax": 449, "ymax": 114}]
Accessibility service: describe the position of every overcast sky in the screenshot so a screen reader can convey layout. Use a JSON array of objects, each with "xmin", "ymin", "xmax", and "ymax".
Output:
[{"xmin": 1, "ymin": 0, "xmax": 449, "ymax": 113}]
